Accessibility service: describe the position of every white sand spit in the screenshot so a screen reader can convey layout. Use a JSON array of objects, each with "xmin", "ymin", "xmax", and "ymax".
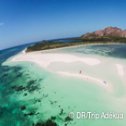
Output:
[
  {"xmin": 57, "ymin": 71, "xmax": 111, "ymax": 90},
  {"xmin": 11, "ymin": 53, "xmax": 101, "ymax": 68}
]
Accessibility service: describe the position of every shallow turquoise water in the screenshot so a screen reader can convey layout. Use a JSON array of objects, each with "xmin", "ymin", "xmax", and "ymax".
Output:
[
  {"xmin": 0, "ymin": 44, "xmax": 126, "ymax": 126},
  {"xmin": 0, "ymin": 62, "xmax": 48, "ymax": 125}
]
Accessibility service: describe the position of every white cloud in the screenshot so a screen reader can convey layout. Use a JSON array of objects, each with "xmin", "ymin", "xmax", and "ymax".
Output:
[{"xmin": 0, "ymin": 22, "xmax": 4, "ymax": 26}]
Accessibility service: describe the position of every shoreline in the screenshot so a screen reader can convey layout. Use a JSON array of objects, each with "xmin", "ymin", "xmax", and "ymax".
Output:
[{"xmin": 26, "ymin": 42, "xmax": 126, "ymax": 53}]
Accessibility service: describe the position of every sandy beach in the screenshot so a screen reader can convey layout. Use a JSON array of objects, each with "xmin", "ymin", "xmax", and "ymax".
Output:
[
  {"xmin": 11, "ymin": 52, "xmax": 101, "ymax": 67},
  {"xmin": 7, "ymin": 48, "xmax": 126, "ymax": 93}
]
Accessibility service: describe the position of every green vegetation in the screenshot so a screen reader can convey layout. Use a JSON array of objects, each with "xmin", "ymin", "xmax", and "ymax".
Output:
[
  {"xmin": 26, "ymin": 40, "xmax": 84, "ymax": 52},
  {"xmin": 26, "ymin": 37, "xmax": 126, "ymax": 52}
]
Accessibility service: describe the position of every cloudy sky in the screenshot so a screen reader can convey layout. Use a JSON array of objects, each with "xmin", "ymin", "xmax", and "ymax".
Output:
[{"xmin": 0, "ymin": 0, "xmax": 126, "ymax": 50}]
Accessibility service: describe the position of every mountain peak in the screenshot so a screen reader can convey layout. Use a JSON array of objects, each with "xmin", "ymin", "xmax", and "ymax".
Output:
[{"xmin": 81, "ymin": 26, "xmax": 126, "ymax": 38}]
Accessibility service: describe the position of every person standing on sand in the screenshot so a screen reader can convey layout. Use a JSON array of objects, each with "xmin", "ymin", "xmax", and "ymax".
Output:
[
  {"xmin": 103, "ymin": 80, "xmax": 107, "ymax": 85},
  {"xmin": 79, "ymin": 70, "xmax": 82, "ymax": 74}
]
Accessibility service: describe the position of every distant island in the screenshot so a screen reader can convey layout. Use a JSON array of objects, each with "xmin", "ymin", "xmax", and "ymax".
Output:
[{"xmin": 26, "ymin": 27, "xmax": 126, "ymax": 52}]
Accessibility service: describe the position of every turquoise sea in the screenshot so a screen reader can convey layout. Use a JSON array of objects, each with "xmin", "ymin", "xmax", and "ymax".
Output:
[{"xmin": 0, "ymin": 43, "xmax": 126, "ymax": 126}]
